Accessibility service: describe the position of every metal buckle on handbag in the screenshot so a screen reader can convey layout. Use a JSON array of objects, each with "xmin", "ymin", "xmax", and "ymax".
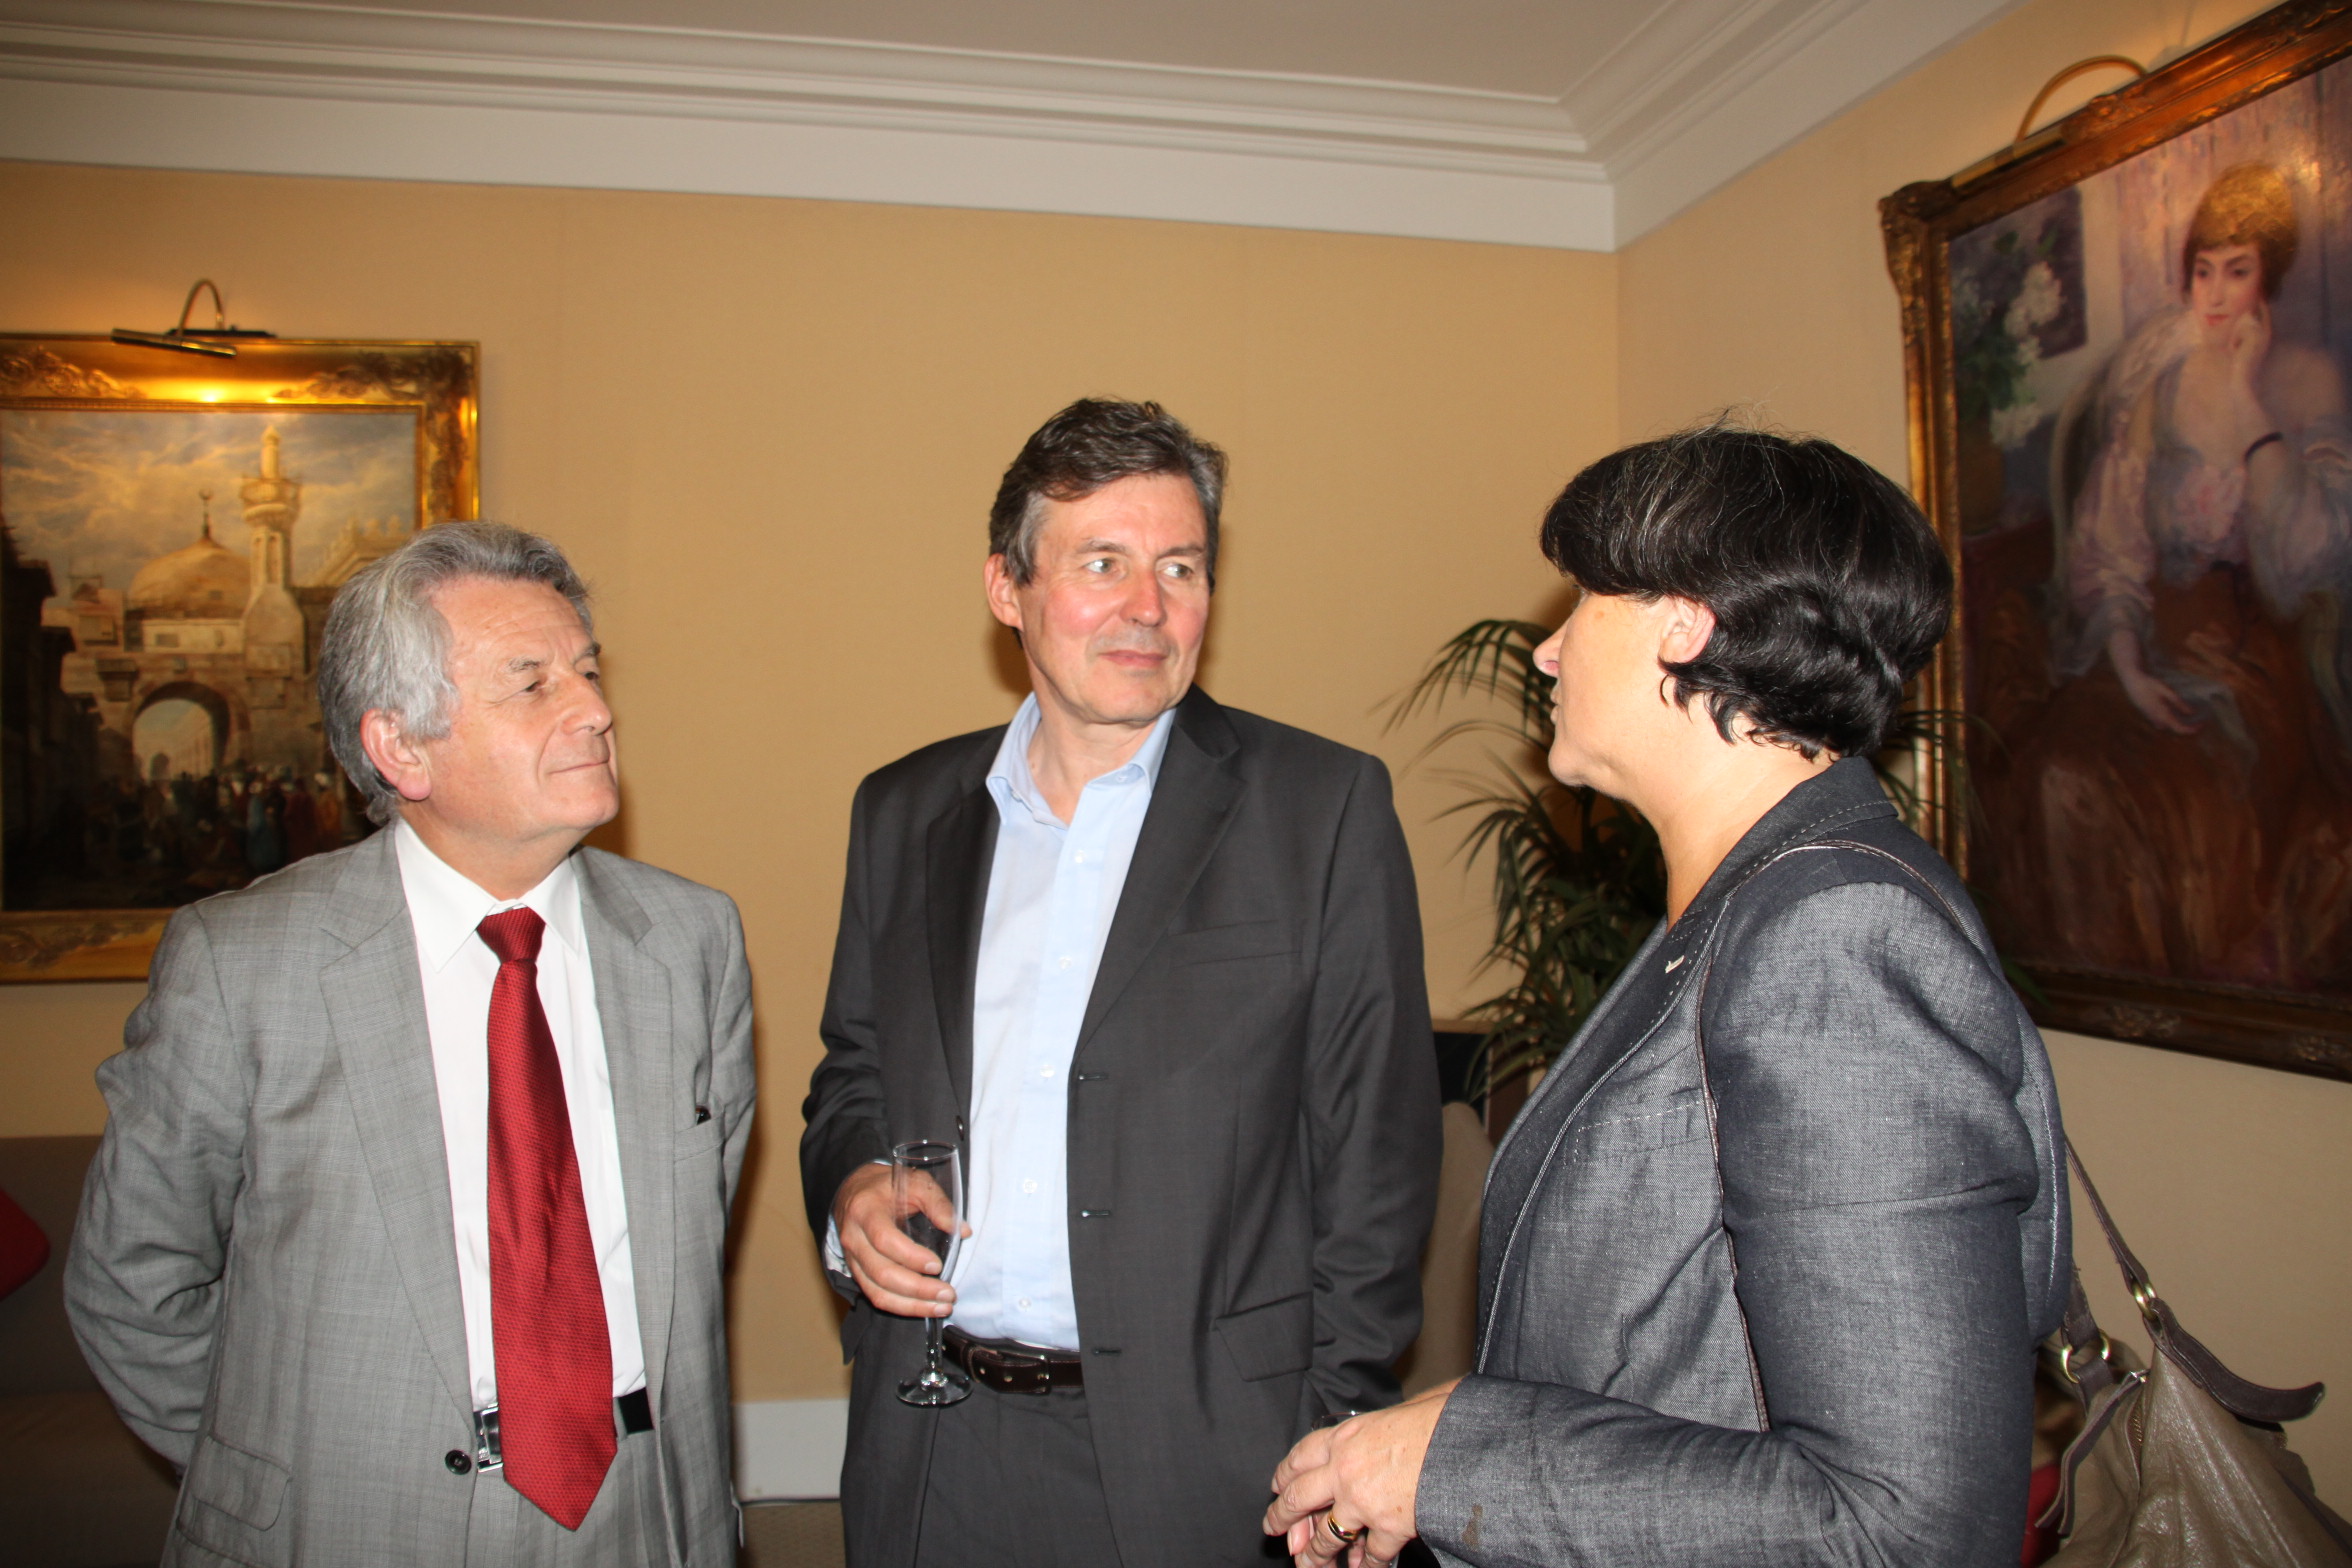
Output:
[
  {"xmin": 2058, "ymin": 1328, "xmax": 2114, "ymax": 1386},
  {"xmin": 943, "ymin": 1330, "xmax": 1084, "ymax": 1395}
]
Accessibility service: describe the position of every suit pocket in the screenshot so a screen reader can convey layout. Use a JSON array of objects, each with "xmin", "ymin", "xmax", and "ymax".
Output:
[
  {"xmin": 1213, "ymin": 1292, "xmax": 1312, "ymax": 1382},
  {"xmin": 1158, "ymin": 919, "xmax": 1294, "ymax": 967},
  {"xmin": 675, "ymin": 1116, "xmax": 724, "ymax": 1160},
  {"xmin": 178, "ymin": 1432, "xmax": 291, "ymax": 1566},
  {"xmin": 1568, "ymin": 1092, "xmax": 1707, "ymax": 1163}
]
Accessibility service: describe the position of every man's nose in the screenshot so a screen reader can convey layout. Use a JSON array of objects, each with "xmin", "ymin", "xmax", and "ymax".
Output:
[
  {"xmin": 1124, "ymin": 572, "xmax": 1167, "ymax": 625},
  {"xmin": 570, "ymin": 677, "xmax": 615, "ymax": 733}
]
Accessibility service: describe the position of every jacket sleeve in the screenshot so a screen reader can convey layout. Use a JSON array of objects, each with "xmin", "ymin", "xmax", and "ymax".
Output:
[
  {"xmin": 800, "ymin": 778, "xmax": 895, "ymax": 1274},
  {"xmin": 1416, "ymin": 879, "xmax": 2047, "ymax": 1568},
  {"xmin": 710, "ymin": 894, "xmax": 758, "ymax": 1213},
  {"xmin": 1302, "ymin": 755, "xmax": 1442, "ymax": 1417},
  {"xmin": 64, "ymin": 905, "xmax": 250, "ymax": 1470}
]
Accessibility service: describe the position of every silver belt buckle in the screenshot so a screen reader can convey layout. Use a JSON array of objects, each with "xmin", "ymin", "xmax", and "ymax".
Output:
[{"xmin": 471, "ymin": 1405, "xmax": 504, "ymax": 1471}]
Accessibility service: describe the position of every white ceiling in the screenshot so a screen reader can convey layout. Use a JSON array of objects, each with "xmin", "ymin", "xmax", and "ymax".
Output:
[{"xmin": 0, "ymin": 0, "xmax": 2021, "ymax": 248}]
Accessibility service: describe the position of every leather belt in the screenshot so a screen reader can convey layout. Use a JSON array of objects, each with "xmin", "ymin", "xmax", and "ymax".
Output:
[
  {"xmin": 471, "ymin": 1388, "xmax": 654, "ymax": 1470},
  {"xmin": 943, "ymin": 1329, "xmax": 1084, "ymax": 1395}
]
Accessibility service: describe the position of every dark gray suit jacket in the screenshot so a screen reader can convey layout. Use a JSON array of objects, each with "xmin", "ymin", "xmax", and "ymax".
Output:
[
  {"xmin": 1418, "ymin": 760, "xmax": 2069, "ymax": 1567},
  {"xmin": 801, "ymin": 686, "xmax": 1442, "ymax": 1568},
  {"xmin": 66, "ymin": 831, "xmax": 757, "ymax": 1567}
]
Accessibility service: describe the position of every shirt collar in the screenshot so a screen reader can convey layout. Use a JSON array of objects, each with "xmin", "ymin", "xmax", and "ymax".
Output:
[
  {"xmin": 986, "ymin": 693, "xmax": 1177, "ymax": 828},
  {"xmin": 392, "ymin": 820, "xmax": 586, "ymax": 972}
]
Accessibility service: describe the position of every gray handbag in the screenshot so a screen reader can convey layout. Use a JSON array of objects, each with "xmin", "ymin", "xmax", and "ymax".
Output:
[{"xmin": 2045, "ymin": 1145, "xmax": 2350, "ymax": 1566}]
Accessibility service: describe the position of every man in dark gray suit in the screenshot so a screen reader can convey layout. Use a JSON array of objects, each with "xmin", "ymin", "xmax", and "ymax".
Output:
[
  {"xmin": 802, "ymin": 398, "xmax": 1441, "ymax": 1568},
  {"xmin": 69, "ymin": 523, "xmax": 755, "ymax": 1566}
]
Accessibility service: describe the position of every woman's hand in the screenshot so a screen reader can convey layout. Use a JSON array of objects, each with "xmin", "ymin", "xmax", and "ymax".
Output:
[
  {"xmin": 1265, "ymin": 1378, "xmax": 1457, "ymax": 1567},
  {"xmin": 2228, "ymin": 296, "xmax": 2273, "ymax": 394},
  {"xmin": 2226, "ymin": 297, "xmax": 2274, "ymax": 399},
  {"xmin": 2106, "ymin": 629, "xmax": 2200, "ymax": 735}
]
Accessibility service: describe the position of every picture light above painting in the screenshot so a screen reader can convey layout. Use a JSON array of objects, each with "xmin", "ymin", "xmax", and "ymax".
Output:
[
  {"xmin": 0, "ymin": 333, "xmax": 478, "ymax": 982},
  {"xmin": 1884, "ymin": 0, "xmax": 2352, "ymax": 1081}
]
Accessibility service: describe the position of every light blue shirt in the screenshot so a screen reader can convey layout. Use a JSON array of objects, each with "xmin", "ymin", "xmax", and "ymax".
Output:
[{"xmin": 950, "ymin": 694, "xmax": 1174, "ymax": 1349}]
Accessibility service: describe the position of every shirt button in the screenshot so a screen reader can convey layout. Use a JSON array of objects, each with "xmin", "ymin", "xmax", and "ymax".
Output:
[
  {"xmin": 1039, "ymin": 1066, "xmax": 1054, "ymax": 1079},
  {"xmin": 1057, "ymin": 955, "xmax": 1073, "ymax": 970},
  {"xmin": 1072, "ymin": 851, "xmax": 1086, "ymax": 864},
  {"xmin": 1021, "ymin": 1179, "xmax": 1038, "ymax": 1194},
  {"xmin": 1017, "ymin": 1297, "xmax": 1033, "ymax": 1310}
]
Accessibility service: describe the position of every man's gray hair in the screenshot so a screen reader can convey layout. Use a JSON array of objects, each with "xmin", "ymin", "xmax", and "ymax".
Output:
[{"xmin": 318, "ymin": 522, "xmax": 593, "ymax": 826}]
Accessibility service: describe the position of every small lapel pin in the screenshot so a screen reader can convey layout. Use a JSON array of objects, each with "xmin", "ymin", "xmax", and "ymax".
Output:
[{"xmin": 1663, "ymin": 955, "xmax": 1686, "ymax": 973}]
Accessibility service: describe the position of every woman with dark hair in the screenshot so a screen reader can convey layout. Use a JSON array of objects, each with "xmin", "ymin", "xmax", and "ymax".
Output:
[{"xmin": 1265, "ymin": 425, "xmax": 2069, "ymax": 1568}]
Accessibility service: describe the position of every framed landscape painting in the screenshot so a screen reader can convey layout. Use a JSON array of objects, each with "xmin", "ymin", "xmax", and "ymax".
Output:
[
  {"xmin": 1883, "ymin": 0, "xmax": 2352, "ymax": 1080},
  {"xmin": 0, "ymin": 336, "xmax": 476, "ymax": 980}
]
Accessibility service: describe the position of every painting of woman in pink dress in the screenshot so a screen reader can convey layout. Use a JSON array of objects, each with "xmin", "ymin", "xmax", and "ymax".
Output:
[{"xmin": 1977, "ymin": 160, "xmax": 2352, "ymax": 996}]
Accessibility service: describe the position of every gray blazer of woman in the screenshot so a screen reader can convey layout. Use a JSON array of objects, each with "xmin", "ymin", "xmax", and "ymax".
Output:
[{"xmin": 1419, "ymin": 759, "xmax": 2069, "ymax": 1568}]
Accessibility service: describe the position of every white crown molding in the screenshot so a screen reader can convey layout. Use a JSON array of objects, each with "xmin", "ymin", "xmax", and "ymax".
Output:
[
  {"xmin": 0, "ymin": 0, "xmax": 2020, "ymax": 251},
  {"xmin": 1564, "ymin": 0, "xmax": 1864, "ymax": 169},
  {"xmin": 0, "ymin": 0, "xmax": 1614, "ymax": 248},
  {"xmin": 1606, "ymin": 0, "xmax": 2023, "ymax": 244}
]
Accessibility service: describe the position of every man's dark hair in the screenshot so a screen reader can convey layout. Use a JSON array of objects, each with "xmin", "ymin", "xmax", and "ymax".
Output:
[
  {"xmin": 989, "ymin": 399, "xmax": 1228, "ymax": 585},
  {"xmin": 1539, "ymin": 421, "xmax": 1951, "ymax": 759}
]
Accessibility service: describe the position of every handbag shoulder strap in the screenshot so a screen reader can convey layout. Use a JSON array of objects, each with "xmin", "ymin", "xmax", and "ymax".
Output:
[{"xmin": 2064, "ymin": 1140, "xmax": 2325, "ymax": 1424}]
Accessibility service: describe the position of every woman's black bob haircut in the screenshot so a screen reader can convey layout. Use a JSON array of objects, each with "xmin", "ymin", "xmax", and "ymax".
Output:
[{"xmin": 1540, "ymin": 422, "xmax": 1952, "ymax": 760}]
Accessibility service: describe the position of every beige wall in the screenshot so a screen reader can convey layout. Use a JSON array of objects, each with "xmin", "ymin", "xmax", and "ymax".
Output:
[
  {"xmin": 10, "ymin": 0, "xmax": 2347, "ymax": 1501},
  {"xmin": 1617, "ymin": 0, "xmax": 2350, "ymax": 1495},
  {"xmin": 0, "ymin": 159, "xmax": 1616, "ymax": 1402}
]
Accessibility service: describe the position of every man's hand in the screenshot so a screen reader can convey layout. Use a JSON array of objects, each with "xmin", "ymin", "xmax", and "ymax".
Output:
[
  {"xmin": 1264, "ymin": 1378, "xmax": 1457, "ymax": 1567},
  {"xmin": 833, "ymin": 1163, "xmax": 963, "ymax": 1318}
]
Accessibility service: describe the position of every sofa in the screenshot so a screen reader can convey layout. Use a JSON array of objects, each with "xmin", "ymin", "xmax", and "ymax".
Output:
[{"xmin": 0, "ymin": 1135, "xmax": 181, "ymax": 1568}]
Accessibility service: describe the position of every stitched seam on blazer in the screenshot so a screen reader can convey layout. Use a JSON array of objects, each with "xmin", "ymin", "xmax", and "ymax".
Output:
[{"xmin": 1773, "ymin": 839, "xmax": 2070, "ymax": 1319}]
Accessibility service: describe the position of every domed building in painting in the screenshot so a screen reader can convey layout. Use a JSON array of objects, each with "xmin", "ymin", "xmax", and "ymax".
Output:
[
  {"xmin": 44, "ymin": 426, "xmax": 391, "ymax": 788},
  {"xmin": 127, "ymin": 512, "xmax": 246, "ymax": 621}
]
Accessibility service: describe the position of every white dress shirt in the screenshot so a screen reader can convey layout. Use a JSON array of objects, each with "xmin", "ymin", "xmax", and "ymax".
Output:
[{"xmin": 394, "ymin": 822, "xmax": 646, "ymax": 1408}]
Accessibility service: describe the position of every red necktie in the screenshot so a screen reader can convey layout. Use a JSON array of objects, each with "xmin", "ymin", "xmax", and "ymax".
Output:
[{"xmin": 479, "ymin": 907, "xmax": 614, "ymax": 1530}]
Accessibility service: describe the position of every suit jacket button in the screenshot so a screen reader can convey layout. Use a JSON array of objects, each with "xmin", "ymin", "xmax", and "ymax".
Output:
[{"xmin": 445, "ymin": 1449, "xmax": 473, "ymax": 1475}]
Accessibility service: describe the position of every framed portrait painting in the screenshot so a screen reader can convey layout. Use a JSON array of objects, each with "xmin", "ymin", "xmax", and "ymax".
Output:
[
  {"xmin": 0, "ymin": 336, "xmax": 477, "ymax": 980},
  {"xmin": 1884, "ymin": 0, "xmax": 2352, "ymax": 1080}
]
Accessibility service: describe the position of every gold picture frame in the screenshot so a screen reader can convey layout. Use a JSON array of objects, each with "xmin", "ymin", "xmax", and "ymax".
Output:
[
  {"xmin": 1, "ymin": 335, "xmax": 477, "ymax": 981},
  {"xmin": 1882, "ymin": 0, "xmax": 2352, "ymax": 1080}
]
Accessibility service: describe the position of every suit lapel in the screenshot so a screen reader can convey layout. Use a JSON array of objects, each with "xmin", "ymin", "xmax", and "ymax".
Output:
[
  {"xmin": 320, "ymin": 830, "xmax": 474, "ymax": 1418},
  {"xmin": 577, "ymin": 855, "xmax": 676, "ymax": 1408},
  {"xmin": 1077, "ymin": 690, "xmax": 1243, "ymax": 1049},
  {"xmin": 926, "ymin": 785, "xmax": 998, "ymax": 1123}
]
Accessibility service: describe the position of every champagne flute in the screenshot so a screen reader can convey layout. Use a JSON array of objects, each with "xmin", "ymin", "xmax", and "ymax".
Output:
[{"xmin": 891, "ymin": 1140, "xmax": 971, "ymax": 1407}]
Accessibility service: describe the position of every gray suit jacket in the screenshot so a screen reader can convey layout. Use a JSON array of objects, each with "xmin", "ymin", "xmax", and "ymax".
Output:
[
  {"xmin": 801, "ymin": 686, "xmax": 1443, "ymax": 1568},
  {"xmin": 1418, "ymin": 760, "xmax": 2069, "ymax": 1568},
  {"xmin": 65, "ymin": 830, "xmax": 756, "ymax": 1567}
]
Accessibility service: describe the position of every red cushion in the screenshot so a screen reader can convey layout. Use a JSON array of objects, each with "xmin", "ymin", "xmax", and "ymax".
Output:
[{"xmin": 0, "ymin": 1183, "xmax": 51, "ymax": 1301}]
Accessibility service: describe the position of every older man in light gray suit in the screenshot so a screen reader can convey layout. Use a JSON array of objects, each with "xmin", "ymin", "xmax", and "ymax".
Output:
[{"xmin": 68, "ymin": 523, "xmax": 755, "ymax": 1567}]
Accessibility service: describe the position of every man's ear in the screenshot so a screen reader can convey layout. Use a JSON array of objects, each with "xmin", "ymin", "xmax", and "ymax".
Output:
[
  {"xmin": 358, "ymin": 709, "xmax": 433, "ymax": 806},
  {"xmin": 1656, "ymin": 595, "xmax": 1717, "ymax": 667},
  {"xmin": 982, "ymin": 553, "xmax": 1025, "ymax": 633}
]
